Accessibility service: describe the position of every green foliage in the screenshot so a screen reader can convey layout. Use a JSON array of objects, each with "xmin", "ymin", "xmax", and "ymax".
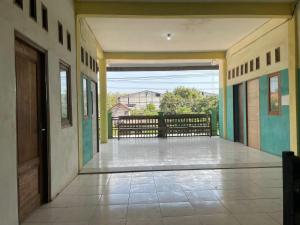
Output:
[
  {"xmin": 131, "ymin": 103, "xmax": 159, "ymax": 116},
  {"xmin": 107, "ymin": 92, "xmax": 120, "ymax": 110},
  {"xmin": 160, "ymin": 86, "xmax": 218, "ymax": 114}
]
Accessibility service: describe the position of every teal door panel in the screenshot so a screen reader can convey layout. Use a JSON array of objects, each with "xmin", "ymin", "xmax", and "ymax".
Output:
[{"xmin": 82, "ymin": 75, "xmax": 93, "ymax": 165}]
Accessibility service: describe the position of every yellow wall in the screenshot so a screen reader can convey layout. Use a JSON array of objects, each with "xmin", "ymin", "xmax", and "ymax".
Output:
[{"xmin": 227, "ymin": 19, "xmax": 289, "ymax": 86}]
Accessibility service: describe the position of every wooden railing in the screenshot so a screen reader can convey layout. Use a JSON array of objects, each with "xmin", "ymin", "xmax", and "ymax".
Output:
[{"xmin": 113, "ymin": 114, "xmax": 211, "ymax": 139}]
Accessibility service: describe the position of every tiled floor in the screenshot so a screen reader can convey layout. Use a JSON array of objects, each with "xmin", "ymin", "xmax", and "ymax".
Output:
[
  {"xmin": 82, "ymin": 137, "xmax": 281, "ymax": 173},
  {"xmin": 23, "ymin": 168, "xmax": 283, "ymax": 225}
]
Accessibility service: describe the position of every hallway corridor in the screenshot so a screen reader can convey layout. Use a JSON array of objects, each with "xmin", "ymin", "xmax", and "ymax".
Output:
[{"xmin": 24, "ymin": 167, "xmax": 282, "ymax": 225}]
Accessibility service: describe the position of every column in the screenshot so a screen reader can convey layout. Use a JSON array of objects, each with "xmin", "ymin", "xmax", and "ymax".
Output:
[{"xmin": 99, "ymin": 58, "xmax": 108, "ymax": 143}]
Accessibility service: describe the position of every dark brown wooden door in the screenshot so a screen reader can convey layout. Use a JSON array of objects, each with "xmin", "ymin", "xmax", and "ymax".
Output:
[
  {"xmin": 238, "ymin": 83, "xmax": 244, "ymax": 143},
  {"xmin": 15, "ymin": 39, "xmax": 46, "ymax": 222}
]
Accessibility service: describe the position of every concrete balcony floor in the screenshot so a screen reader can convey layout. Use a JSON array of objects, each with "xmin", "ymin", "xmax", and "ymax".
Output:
[
  {"xmin": 24, "ymin": 167, "xmax": 283, "ymax": 225},
  {"xmin": 81, "ymin": 137, "xmax": 281, "ymax": 173}
]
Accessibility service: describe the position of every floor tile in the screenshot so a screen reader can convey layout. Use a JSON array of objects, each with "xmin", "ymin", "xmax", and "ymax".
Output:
[
  {"xmin": 126, "ymin": 218, "xmax": 163, "ymax": 225},
  {"xmin": 198, "ymin": 213, "xmax": 240, "ymax": 225},
  {"xmin": 191, "ymin": 201, "xmax": 229, "ymax": 215},
  {"xmin": 129, "ymin": 193, "xmax": 159, "ymax": 204},
  {"xmin": 157, "ymin": 191, "xmax": 188, "ymax": 203},
  {"xmin": 268, "ymin": 212, "xmax": 283, "ymax": 225},
  {"xmin": 160, "ymin": 202, "xmax": 195, "ymax": 217},
  {"xmin": 186, "ymin": 190, "xmax": 218, "ymax": 202},
  {"xmin": 127, "ymin": 203, "xmax": 161, "ymax": 219},
  {"xmin": 235, "ymin": 213, "xmax": 281, "ymax": 225},
  {"xmin": 130, "ymin": 184, "xmax": 156, "ymax": 193},
  {"xmin": 163, "ymin": 216, "xmax": 200, "ymax": 225},
  {"xmin": 100, "ymin": 194, "xmax": 129, "ymax": 205}
]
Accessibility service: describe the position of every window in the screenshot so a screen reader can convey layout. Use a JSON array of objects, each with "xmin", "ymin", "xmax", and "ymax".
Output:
[
  {"xmin": 236, "ymin": 67, "xmax": 239, "ymax": 77},
  {"xmin": 266, "ymin": 52, "xmax": 271, "ymax": 66},
  {"xmin": 14, "ymin": 0, "xmax": 23, "ymax": 9},
  {"xmin": 90, "ymin": 56, "xmax": 93, "ymax": 70},
  {"xmin": 29, "ymin": 0, "xmax": 37, "ymax": 20},
  {"xmin": 250, "ymin": 60, "xmax": 254, "ymax": 72},
  {"xmin": 256, "ymin": 57, "xmax": 260, "ymax": 70},
  {"xmin": 58, "ymin": 22, "xmax": 63, "ymax": 44},
  {"xmin": 244, "ymin": 62, "xmax": 248, "ymax": 74},
  {"xmin": 85, "ymin": 51, "xmax": 88, "ymax": 66},
  {"xmin": 96, "ymin": 63, "xmax": 99, "ymax": 73},
  {"xmin": 232, "ymin": 68, "xmax": 235, "ymax": 78},
  {"xmin": 269, "ymin": 74, "xmax": 281, "ymax": 114},
  {"xmin": 83, "ymin": 78, "xmax": 88, "ymax": 117},
  {"xmin": 67, "ymin": 31, "xmax": 71, "ymax": 51},
  {"xmin": 228, "ymin": 71, "xmax": 231, "ymax": 80},
  {"xmin": 241, "ymin": 65, "xmax": 244, "ymax": 75},
  {"xmin": 275, "ymin": 47, "xmax": 281, "ymax": 63},
  {"xmin": 42, "ymin": 4, "xmax": 48, "ymax": 31},
  {"xmin": 81, "ymin": 47, "xmax": 84, "ymax": 63},
  {"xmin": 60, "ymin": 61, "xmax": 72, "ymax": 126}
]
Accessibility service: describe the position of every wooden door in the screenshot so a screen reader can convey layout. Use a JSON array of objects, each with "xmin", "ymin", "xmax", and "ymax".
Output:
[
  {"xmin": 247, "ymin": 79, "xmax": 260, "ymax": 149},
  {"xmin": 15, "ymin": 39, "xmax": 47, "ymax": 222},
  {"xmin": 238, "ymin": 84, "xmax": 244, "ymax": 143}
]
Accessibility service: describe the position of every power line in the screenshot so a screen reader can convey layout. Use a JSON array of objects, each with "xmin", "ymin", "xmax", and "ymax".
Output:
[
  {"xmin": 108, "ymin": 80, "xmax": 218, "ymax": 84},
  {"xmin": 108, "ymin": 87, "xmax": 218, "ymax": 90},
  {"xmin": 107, "ymin": 74, "xmax": 219, "ymax": 81}
]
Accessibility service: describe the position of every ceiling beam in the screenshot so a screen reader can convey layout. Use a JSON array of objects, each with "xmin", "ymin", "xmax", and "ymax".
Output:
[
  {"xmin": 74, "ymin": 2, "xmax": 295, "ymax": 18},
  {"xmin": 104, "ymin": 52, "xmax": 226, "ymax": 60},
  {"xmin": 107, "ymin": 65, "xmax": 219, "ymax": 71}
]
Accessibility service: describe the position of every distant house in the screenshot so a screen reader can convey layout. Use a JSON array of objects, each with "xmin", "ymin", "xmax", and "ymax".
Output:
[
  {"xmin": 109, "ymin": 103, "xmax": 130, "ymax": 117},
  {"xmin": 118, "ymin": 90, "xmax": 161, "ymax": 110}
]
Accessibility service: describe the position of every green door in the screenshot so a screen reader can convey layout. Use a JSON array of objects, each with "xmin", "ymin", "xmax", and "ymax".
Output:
[{"xmin": 82, "ymin": 75, "xmax": 93, "ymax": 165}]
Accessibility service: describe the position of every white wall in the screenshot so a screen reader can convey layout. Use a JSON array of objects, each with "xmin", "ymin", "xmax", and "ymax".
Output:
[{"xmin": 0, "ymin": 0, "xmax": 78, "ymax": 224}]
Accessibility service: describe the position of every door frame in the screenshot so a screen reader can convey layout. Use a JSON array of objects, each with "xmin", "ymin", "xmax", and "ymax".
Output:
[
  {"xmin": 91, "ymin": 80, "xmax": 100, "ymax": 153},
  {"xmin": 233, "ymin": 83, "xmax": 248, "ymax": 144},
  {"xmin": 233, "ymin": 84, "xmax": 240, "ymax": 142},
  {"xmin": 15, "ymin": 32, "xmax": 51, "ymax": 221}
]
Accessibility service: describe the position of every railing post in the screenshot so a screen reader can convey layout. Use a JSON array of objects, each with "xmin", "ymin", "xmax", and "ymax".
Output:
[
  {"xmin": 211, "ymin": 109, "xmax": 218, "ymax": 136},
  {"xmin": 108, "ymin": 112, "xmax": 113, "ymax": 139},
  {"xmin": 158, "ymin": 112, "xmax": 166, "ymax": 138}
]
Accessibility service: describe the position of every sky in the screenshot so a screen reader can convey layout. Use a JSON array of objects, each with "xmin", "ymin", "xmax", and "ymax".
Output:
[{"xmin": 107, "ymin": 70, "xmax": 219, "ymax": 95}]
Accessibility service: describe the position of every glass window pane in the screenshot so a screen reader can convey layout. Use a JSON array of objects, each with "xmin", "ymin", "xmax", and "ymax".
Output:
[
  {"xmin": 83, "ymin": 78, "xmax": 88, "ymax": 117},
  {"xmin": 269, "ymin": 75, "xmax": 280, "ymax": 113},
  {"xmin": 60, "ymin": 61, "xmax": 72, "ymax": 126},
  {"xmin": 60, "ymin": 70, "xmax": 68, "ymax": 119}
]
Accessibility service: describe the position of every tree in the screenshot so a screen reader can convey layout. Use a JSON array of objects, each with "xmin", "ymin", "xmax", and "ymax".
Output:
[
  {"xmin": 131, "ymin": 103, "xmax": 158, "ymax": 115},
  {"xmin": 107, "ymin": 92, "xmax": 120, "ymax": 110},
  {"xmin": 159, "ymin": 86, "xmax": 218, "ymax": 114}
]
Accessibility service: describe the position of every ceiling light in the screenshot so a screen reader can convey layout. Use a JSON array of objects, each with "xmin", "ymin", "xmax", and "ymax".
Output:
[{"xmin": 166, "ymin": 33, "xmax": 173, "ymax": 41}]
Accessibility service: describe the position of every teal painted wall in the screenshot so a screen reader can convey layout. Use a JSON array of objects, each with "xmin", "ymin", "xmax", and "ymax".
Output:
[
  {"xmin": 219, "ymin": 88, "xmax": 224, "ymax": 138},
  {"xmin": 259, "ymin": 69, "xmax": 290, "ymax": 156},
  {"xmin": 82, "ymin": 75, "xmax": 93, "ymax": 165},
  {"xmin": 226, "ymin": 86, "xmax": 234, "ymax": 141}
]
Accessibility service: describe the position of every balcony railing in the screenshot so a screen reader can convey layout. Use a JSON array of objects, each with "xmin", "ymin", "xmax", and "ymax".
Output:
[{"xmin": 107, "ymin": 113, "xmax": 214, "ymax": 139}]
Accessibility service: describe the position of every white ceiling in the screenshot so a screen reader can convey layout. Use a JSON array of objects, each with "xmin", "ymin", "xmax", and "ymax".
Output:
[{"xmin": 86, "ymin": 17, "xmax": 274, "ymax": 52}]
